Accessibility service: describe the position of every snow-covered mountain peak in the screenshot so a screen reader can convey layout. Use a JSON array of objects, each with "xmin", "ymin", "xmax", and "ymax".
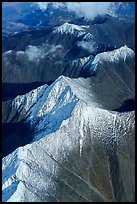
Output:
[
  {"xmin": 2, "ymin": 87, "xmax": 135, "ymax": 201},
  {"xmin": 94, "ymin": 45, "xmax": 134, "ymax": 63},
  {"xmin": 90, "ymin": 45, "xmax": 135, "ymax": 71},
  {"xmin": 11, "ymin": 75, "xmax": 71, "ymax": 115},
  {"xmin": 3, "ymin": 50, "xmax": 13, "ymax": 56},
  {"xmin": 113, "ymin": 45, "xmax": 135, "ymax": 59},
  {"xmin": 10, "ymin": 75, "xmax": 80, "ymax": 141},
  {"xmin": 53, "ymin": 22, "xmax": 85, "ymax": 36}
]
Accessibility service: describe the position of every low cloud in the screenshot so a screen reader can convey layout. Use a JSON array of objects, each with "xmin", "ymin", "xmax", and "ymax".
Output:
[
  {"xmin": 34, "ymin": 2, "xmax": 49, "ymax": 11},
  {"xmin": 77, "ymin": 41, "xmax": 96, "ymax": 53},
  {"xmin": 47, "ymin": 44, "xmax": 62, "ymax": 54},
  {"xmin": 34, "ymin": 2, "xmax": 117, "ymax": 19},
  {"xmin": 34, "ymin": 2, "xmax": 64, "ymax": 10},
  {"xmin": 51, "ymin": 2, "xmax": 64, "ymax": 9},
  {"xmin": 77, "ymin": 33, "xmax": 96, "ymax": 53},
  {"xmin": 25, "ymin": 44, "xmax": 63, "ymax": 61},
  {"xmin": 66, "ymin": 2, "xmax": 115, "ymax": 19},
  {"xmin": 25, "ymin": 45, "xmax": 44, "ymax": 61}
]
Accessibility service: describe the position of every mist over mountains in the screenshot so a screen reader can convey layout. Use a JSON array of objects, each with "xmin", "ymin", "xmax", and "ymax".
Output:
[{"xmin": 2, "ymin": 2, "xmax": 135, "ymax": 202}]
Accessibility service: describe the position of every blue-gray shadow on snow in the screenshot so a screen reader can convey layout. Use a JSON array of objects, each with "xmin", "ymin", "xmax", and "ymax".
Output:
[
  {"xmin": 2, "ymin": 181, "xmax": 20, "ymax": 202},
  {"xmin": 32, "ymin": 85, "xmax": 79, "ymax": 142}
]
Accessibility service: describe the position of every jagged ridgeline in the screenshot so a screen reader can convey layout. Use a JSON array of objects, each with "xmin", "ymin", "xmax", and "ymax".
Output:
[{"xmin": 2, "ymin": 2, "xmax": 135, "ymax": 202}]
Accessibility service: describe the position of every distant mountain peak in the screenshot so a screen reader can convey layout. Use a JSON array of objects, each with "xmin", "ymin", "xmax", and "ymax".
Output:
[
  {"xmin": 92, "ymin": 45, "xmax": 135, "ymax": 69},
  {"xmin": 53, "ymin": 22, "xmax": 85, "ymax": 36}
]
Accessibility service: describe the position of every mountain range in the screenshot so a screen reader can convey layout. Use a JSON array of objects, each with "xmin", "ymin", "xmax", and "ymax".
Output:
[{"xmin": 2, "ymin": 2, "xmax": 135, "ymax": 202}]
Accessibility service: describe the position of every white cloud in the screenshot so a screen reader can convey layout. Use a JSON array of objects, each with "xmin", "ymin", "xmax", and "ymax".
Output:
[
  {"xmin": 34, "ymin": 2, "xmax": 116, "ymax": 19},
  {"xmin": 34, "ymin": 2, "xmax": 49, "ymax": 11},
  {"xmin": 66, "ymin": 2, "xmax": 115, "ymax": 19},
  {"xmin": 34, "ymin": 2, "xmax": 64, "ymax": 11},
  {"xmin": 77, "ymin": 41, "xmax": 96, "ymax": 53},
  {"xmin": 77, "ymin": 32, "xmax": 96, "ymax": 53},
  {"xmin": 25, "ymin": 44, "xmax": 63, "ymax": 61},
  {"xmin": 25, "ymin": 45, "xmax": 43, "ymax": 61},
  {"xmin": 52, "ymin": 2, "xmax": 64, "ymax": 9},
  {"xmin": 48, "ymin": 44, "xmax": 62, "ymax": 53}
]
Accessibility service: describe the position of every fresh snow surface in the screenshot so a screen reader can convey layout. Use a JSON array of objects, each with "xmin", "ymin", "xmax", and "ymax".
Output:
[
  {"xmin": 92, "ymin": 45, "xmax": 134, "ymax": 67},
  {"xmin": 71, "ymin": 55, "xmax": 94, "ymax": 68},
  {"xmin": 89, "ymin": 45, "xmax": 135, "ymax": 71},
  {"xmin": 2, "ymin": 97, "xmax": 134, "ymax": 201},
  {"xmin": 3, "ymin": 50, "xmax": 12, "ymax": 55},
  {"xmin": 11, "ymin": 76, "xmax": 79, "ymax": 141},
  {"xmin": 12, "ymin": 85, "xmax": 47, "ymax": 114},
  {"xmin": 53, "ymin": 22, "xmax": 85, "ymax": 36}
]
